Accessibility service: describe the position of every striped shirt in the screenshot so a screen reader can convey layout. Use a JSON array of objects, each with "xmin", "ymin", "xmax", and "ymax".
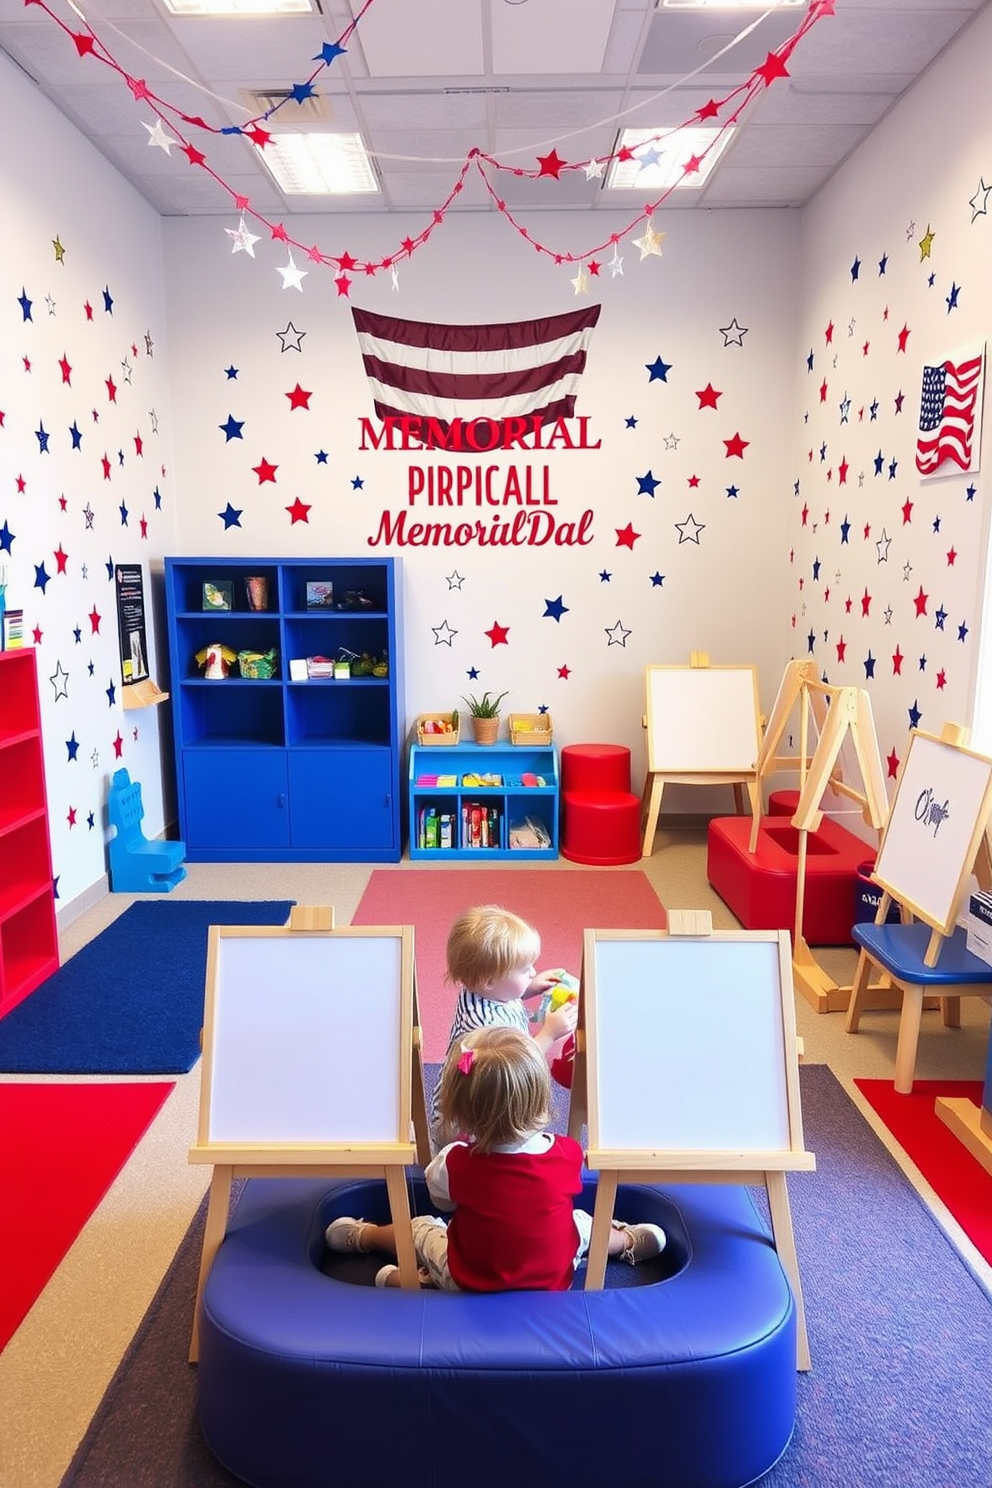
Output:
[{"xmin": 430, "ymin": 991, "xmax": 532, "ymax": 1144}]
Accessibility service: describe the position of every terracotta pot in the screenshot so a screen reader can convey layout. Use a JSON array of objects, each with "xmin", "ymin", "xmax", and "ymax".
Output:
[{"xmin": 470, "ymin": 715, "xmax": 500, "ymax": 745}]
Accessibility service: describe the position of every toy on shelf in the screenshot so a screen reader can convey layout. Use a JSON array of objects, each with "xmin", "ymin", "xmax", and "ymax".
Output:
[{"xmin": 195, "ymin": 643, "xmax": 237, "ymax": 679}]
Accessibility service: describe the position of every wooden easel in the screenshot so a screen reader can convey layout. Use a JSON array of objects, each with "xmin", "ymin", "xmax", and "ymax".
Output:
[
  {"xmin": 640, "ymin": 653, "xmax": 762, "ymax": 857},
  {"xmin": 188, "ymin": 905, "xmax": 430, "ymax": 1361},
  {"xmin": 567, "ymin": 912, "xmax": 815, "ymax": 1371}
]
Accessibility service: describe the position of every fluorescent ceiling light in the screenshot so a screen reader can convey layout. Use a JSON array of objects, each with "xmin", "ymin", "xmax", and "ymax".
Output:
[
  {"xmin": 254, "ymin": 133, "xmax": 380, "ymax": 195},
  {"xmin": 606, "ymin": 126, "xmax": 734, "ymax": 191},
  {"xmin": 161, "ymin": 0, "xmax": 312, "ymax": 14},
  {"xmin": 661, "ymin": 2, "xmax": 804, "ymax": 9}
]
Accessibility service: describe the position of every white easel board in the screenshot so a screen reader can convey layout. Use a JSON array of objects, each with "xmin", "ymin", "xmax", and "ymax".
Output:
[
  {"xmin": 196, "ymin": 924, "xmax": 415, "ymax": 1155},
  {"xmin": 582, "ymin": 930, "xmax": 805, "ymax": 1163},
  {"xmin": 872, "ymin": 730, "xmax": 992, "ymax": 934},
  {"xmin": 645, "ymin": 665, "xmax": 761, "ymax": 774}
]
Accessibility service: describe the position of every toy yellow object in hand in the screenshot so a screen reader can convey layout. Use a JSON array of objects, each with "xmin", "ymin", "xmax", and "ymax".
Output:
[{"xmin": 546, "ymin": 970, "xmax": 579, "ymax": 1008}]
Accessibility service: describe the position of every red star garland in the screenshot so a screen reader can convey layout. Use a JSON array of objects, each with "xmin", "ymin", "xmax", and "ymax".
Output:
[
  {"xmin": 485, "ymin": 622, "xmax": 510, "ymax": 647},
  {"xmin": 253, "ymin": 458, "xmax": 278, "ymax": 484},
  {"xmin": 286, "ymin": 498, "xmax": 311, "ymax": 523},
  {"xmin": 755, "ymin": 51, "xmax": 790, "ymax": 87},
  {"xmin": 536, "ymin": 149, "xmax": 567, "ymax": 179}
]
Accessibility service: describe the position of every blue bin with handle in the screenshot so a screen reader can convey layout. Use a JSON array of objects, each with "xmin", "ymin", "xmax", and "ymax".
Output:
[{"xmin": 854, "ymin": 860, "xmax": 900, "ymax": 925}]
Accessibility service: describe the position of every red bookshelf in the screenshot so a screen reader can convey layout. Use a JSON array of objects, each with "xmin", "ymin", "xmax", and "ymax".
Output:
[{"xmin": 0, "ymin": 649, "xmax": 59, "ymax": 1016}]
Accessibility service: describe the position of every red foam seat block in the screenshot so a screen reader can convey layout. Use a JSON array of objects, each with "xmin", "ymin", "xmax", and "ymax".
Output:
[
  {"xmin": 561, "ymin": 790, "xmax": 641, "ymax": 867},
  {"xmin": 561, "ymin": 744, "xmax": 632, "ymax": 795},
  {"xmin": 707, "ymin": 814, "xmax": 875, "ymax": 946}
]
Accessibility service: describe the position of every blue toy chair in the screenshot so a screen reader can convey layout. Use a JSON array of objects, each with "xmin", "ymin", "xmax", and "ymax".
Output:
[{"xmin": 108, "ymin": 768, "xmax": 187, "ymax": 893}]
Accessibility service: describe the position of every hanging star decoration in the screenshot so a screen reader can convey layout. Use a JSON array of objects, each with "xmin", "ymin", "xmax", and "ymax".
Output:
[
  {"xmin": 277, "ymin": 253, "xmax": 308, "ymax": 291},
  {"xmin": 226, "ymin": 216, "xmax": 261, "ymax": 257},
  {"xmin": 632, "ymin": 220, "xmax": 665, "ymax": 261}
]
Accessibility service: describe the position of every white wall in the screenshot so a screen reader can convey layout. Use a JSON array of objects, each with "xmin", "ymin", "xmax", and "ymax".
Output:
[
  {"xmin": 0, "ymin": 52, "xmax": 179, "ymax": 911},
  {"xmin": 791, "ymin": 2, "xmax": 992, "ymax": 821},
  {"xmin": 162, "ymin": 208, "xmax": 800, "ymax": 797}
]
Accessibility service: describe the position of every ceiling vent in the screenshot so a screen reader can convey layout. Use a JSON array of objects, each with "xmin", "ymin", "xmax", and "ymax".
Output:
[{"xmin": 240, "ymin": 87, "xmax": 335, "ymax": 123}]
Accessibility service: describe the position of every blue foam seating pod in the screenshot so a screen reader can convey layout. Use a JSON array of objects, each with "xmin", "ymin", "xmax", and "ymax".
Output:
[{"xmin": 197, "ymin": 1175, "xmax": 797, "ymax": 1488}]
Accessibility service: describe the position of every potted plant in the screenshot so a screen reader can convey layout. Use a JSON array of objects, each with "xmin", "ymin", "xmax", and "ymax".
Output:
[{"xmin": 462, "ymin": 690, "xmax": 507, "ymax": 746}]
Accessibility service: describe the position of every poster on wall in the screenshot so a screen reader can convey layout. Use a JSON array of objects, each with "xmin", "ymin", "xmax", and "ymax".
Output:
[
  {"xmin": 915, "ymin": 342, "xmax": 985, "ymax": 477},
  {"xmin": 115, "ymin": 563, "xmax": 150, "ymax": 686}
]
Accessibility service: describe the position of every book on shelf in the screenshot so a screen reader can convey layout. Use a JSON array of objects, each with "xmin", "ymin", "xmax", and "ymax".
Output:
[{"xmin": 1, "ymin": 609, "xmax": 25, "ymax": 649}]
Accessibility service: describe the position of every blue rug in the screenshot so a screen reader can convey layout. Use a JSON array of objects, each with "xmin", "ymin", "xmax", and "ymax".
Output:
[
  {"xmin": 59, "ymin": 1066, "xmax": 992, "ymax": 1488},
  {"xmin": 0, "ymin": 901, "xmax": 294, "ymax": 1075}
]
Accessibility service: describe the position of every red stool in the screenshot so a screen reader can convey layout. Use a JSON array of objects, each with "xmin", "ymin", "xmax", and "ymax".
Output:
[
  {"xmin": 560, "ymin": 744, "xmax": 640, "ymax": 865},
  {"xmin": 768, "ymin": 790, "xmax": 800, "ymax": 817},
  {"xmin": 561, "ymin": 744, "xmax": 632, "ymax": 795},
  {"xmin": 561, "ymin": 790, "xmax": 642, "ymax": 866}
]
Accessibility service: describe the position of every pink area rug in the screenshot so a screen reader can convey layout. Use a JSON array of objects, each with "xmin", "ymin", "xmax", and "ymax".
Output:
[{"xmin": 352, "ymin": 867, "xmax": 666, "ymax": 1059}]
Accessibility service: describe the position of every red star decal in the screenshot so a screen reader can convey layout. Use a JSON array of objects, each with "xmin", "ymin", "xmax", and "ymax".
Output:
[
  {"xmin": 59, "ymin": 355, "xmax": 72, "ymax": 384},
  {"xmin": 798, "ymin": 577, "xmax": 805, "ymax": 592},
  {"xmin": 801, "ymin": 504, "xmax": 809, "ymax": 526},
  {"xmin": 537, "ymin": 150, "xmax": 566, "ymax": 178},
  {"xmin": 246, "ymin": 126, "xmax": 271, "ymax": 149},
  {"xmin": 683, "ymin": 155, "xmax": 703, "ymax": 176},
  {"xmin": 72, "ymin": 31, "xmax": 95, "ymax": 55},
  {"xmin": 897, "ymin": 323, "xmax": 910, "ymax": 352},
  {"xmin": 105, "ymin": 376, "xmax": 117, "ymax": 402},
  {"xmin": 32, "ymin": 626, "xmax": 42, "ymax": 644},
  {"xmin": 89, "ymin": 606, "xmax": 101, "ymax": 634},
  {"xmin": 755, "ymin": 50, "xmax": 789, "ymax": 86},
  {"xmin": 134, "ymin": 432, "xmax": 143, "ymax": 456},
  {"xmin": 270, "ymin": 224, "xmax": 289, "ymax": 242},
  {"xmin": 838, "ymin": 458, "xmax": 848, "ymax": 484},
  {"xmin": 485, "ymin": 621, "xmax": 510, "ymax": 647},
  {"xmin": 127, "ymin": 76, "xmax": 150, "ymax": 100},
  {"xmin": 615, "ymin": 523, "xmax": 640, "ymax": 549},
  {"xmin": 688, "ymin": 474, "xmax": 700, "ymax": 488},
  {"xmin": 334, "ymin": 275, "xmax": 353, "ymax": 297},
  {"xmin": 286, "ymin": 384, "xmax": 312, "ymax": 411},
  {"xmin": 824, "ymin": 321, "xmax": 834, "ymax": 344},
  {"xmin": 936, "ymin": 669, "xmax": 947, "ymax": 690},
  {"xmin": 894, "ymin": 390, "xmax": 905, "ymax": 412},
  {"xmin": 58, "ymin": 494, "xmax": 67, "ymax": 511},
  {"xmin": 67, "ymin": 805, "xmax": 78, "ymax": 827},
  {"xmin": 23, "ymin": 357, "xmax": 31, "ymax": 373},
  {"xmin": 863, "ymin": 523, "xmax": 871, "ymax": 540},
  {"xmin": 901, "ymin": 499, "xmax": 913, "ymax": 524},
  {"xmin": 286, "ymin": 498, "xmax": 311, "ymax": 524},
  {"xmin": 845, "ymin": 596, "xmax": 853, "ymax": 614},
  {"xmin": 862, "ymin": 341, "xmax": 870, "ymax": 357},
  {"xmin": 84, "ymin": 301, "xmax": 93, "ymax": 320},
  {"xmin": 892, "ymin": 646, "xmax": 904, "ymax": 675},
  {"xmin": 913, "ymin": 587, "xmax": 928, "ymax": 617},
  {"xmin": 101, "ymin": 454, "xmax": 111, "ymax": 480},
  {"xmin": 723, "ymin": 432, "xmax": 749, "ymax": 459},
  {"xmin": 140, "ymin": 515, "xmax": 148, "ymax": 539},
  {"xmin": 16, "ymin": 474, "xmax": 26, "ymax": 493},
  {"xmin": 113, "ymin": 731, "xmax": 124, "ymax": 758},
  {"xmin": 588, "ymin": 260, "xmax": 601, "ymax": 276},
  {"xmin": 182, "ymin": 143, "xmax": 207, "ymax": 168},
  {"xmin": 819, "ymin": 379, "xmax": 828, "ymax": 403},
  {"xmin": 336, "ymin": 251, "xmax": 358, "ymax": 272},
  {"xmin": 253, "ymin": 458, "xmax": 278, "ymax": 484},
  {"xmin": 695, "ymin": 383, "xmax": 722, "ymax": 409},
  {"xmin": 696, "ymin": 99, "xmax": 720, "ymax": 121},
  {"xmin": 947, "ymin": 547, "xmax": 957, "ymax": 565},
  {"xmin": 836, "ymin": 637, "xmax": 846, "ymax": 662},
  {"xmin": 557, "ymin": 664, "xmax": 571, "ymax": 679},
  {"xmin": 861, "ymin": 589, "xmax": 871, "ymax": 616},
  {"xmin": 886, "ymin": 748, "xmax": 900, "ymax": 779},
  {"xmin": 54, "ymin": 545, "xmax": 69, "ymax": 574},
  {"xmin": 824, "ymin": 587, "xmax": 831, "ymax": 603}
]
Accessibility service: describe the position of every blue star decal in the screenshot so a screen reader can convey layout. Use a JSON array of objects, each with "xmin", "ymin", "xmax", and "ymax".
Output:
[
  {"xmin": 224, "ymin": 365, "xmax": 239, "ymax": 379},
  {"xmin": 850, "ymin": 257, "xmax": 860, "ymax": 281},
  {"xmin": 819, "ymin": 442, "xmax": 827, "ymax": 462},
  {"xmin": 646, "ymin": 356, "xmax": 672, "ymax": 383},
  {"xmin": 543, "ymin": 596, "xmax": 569, "ymax": 622},
  {"xmin": 351, "ymin": 476, "xmax": 364, "ymax": 489},
  {"xmin": 806, "ymin": 349, "xmax": 814, "ymax": 372},
  {"xmin": 636, "ymin": 470, "xmax": 661, "ymax": 497},
  {"xmin": 958, "ymin": 621, "xmax": 969, "ymax": 642},
  {"xmin": 869, "ymin": 399, "xmax": 879, "ymax": 421},
  {"xmin": 625, "ymin": 415, "xmax": 638, "ymax": 429},
  {"xmin": 88, "ymin": 661, "xmax": 95, "ymax": 676},
  {"xmin": 73, "ymin": 626, "xmax": 82, "ymax": 643},
  {"xmin": 840, "ymin": 516, "xmax": 851, "ymax": 543},
  {"xmin": 878, "ymin": 254, "xmax": 888, "ymax": 275},
  {"xmin": 314, "ymin": 41, "xmax": 346, "ymax": 64},
  {"xmin": 599, "ymin": 570, "xmax": 612, "ymax": 582},
  {"xmin": 649, "ymin": 572, "xmax": 665, "ymax": 587},
  {"xmin": 946, "ymin": 282, "xmax": 960, "ymax": 313},
  {"xmin": 873, "ymin": 450, "xmax": 884, "ymax": 475},
  {"xmin": 908, "ymin": 700, "xmax": 922, "ymax": 728},
  {"xmin": 102, "ymin": 286, "xmax": 114, "ymax": 314},
  {"xmin": 467, "ymin": 667, "xmax": 480, "ymax": 680},
  {"xmin": 66, "ymin": 733, "xmax": 80, "ymax": 761},
  {"xmin": 218, "ymin": 503, "xmax": 243, "ymax": 529},
  {"xmin": 69, "ymin": 421, "xmax": 82, "ymax": 449},
  {"xmin": 933, "ymin": 516, "xmax": 941, "ymax": 532},
  {"xmin": 919, "ymin": 655, "xmax": 927, "ymax": 672},
  {"xmin": 725, "ymin": 485, "xmax": 739, "ymax": 499},
  {"xmin": 934, "ymin": 606, "xmax": 947, "ymax": 630},
  {"xmin": 290, "ymin": 81, "xmax": 317, "ymax": 104},
  {"xmin": 36, "ymin": 422, "xmax": 51, "ymax": 453},
  {"xmin": 219, "ymin": 415, "xmax": 244, "ymax": 441},
  {"xmin": 0, "ymin": 520, "xmax": 14, "ymax": 553},
  {"xmin": 966, "ymin": 484, "xmax": 976, "ymax": 501},
  {"xmin": 888, "ymin": 459, "xmax": 898, "ymax": 479},
  {"xmin": 119, "ymin": 502, "xmax": 129, "ymax": 526},
  {"xmin": 34, "ymin": 562, "xmax": 50, "ymax": 592},
  {"xmin": 812, "ymin": 558, "xmax": 821, "ymax": 581},
  {"xmin": 106, "ymin": 558, "xmax": 115, "ymax": 579},
  {"xmin": 87, "ymin": 813, "xmax": 95, "ymax": 830},
  {"xmin": 18, "ymin": 288, "xmax": 32, "ymax": 321},
  {"xmin": 106, "ymin": 679, "xmax": 117, "ymax": 706},
  {"xmin": 807, "ymin": 630, "xmax": 816, "ymax": 654},
  {"xmin": 153, "ymin": 487, "xmax": 163, "ymax": 510},
  {"xmin": 314, "ymin": 451, "xmax": 329, "ymax": 464},
  {"xmin": 863, "ymin": 652, "xmax": 875, "ymax": 679}
]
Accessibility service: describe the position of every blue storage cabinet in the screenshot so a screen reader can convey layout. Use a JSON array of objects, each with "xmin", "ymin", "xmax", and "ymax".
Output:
[
  {"xmin": 164, "ymin": 557, "xmax": 404, "ymax": 863},
  {"xmin": 408, "ymin": 741, "xmax": 558, "ymax": 861}
]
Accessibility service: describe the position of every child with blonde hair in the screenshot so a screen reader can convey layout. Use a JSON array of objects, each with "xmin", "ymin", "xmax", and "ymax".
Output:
[{"xmin": 326, "ymin": 1026, "xmax": 665, "ymax": 1290}]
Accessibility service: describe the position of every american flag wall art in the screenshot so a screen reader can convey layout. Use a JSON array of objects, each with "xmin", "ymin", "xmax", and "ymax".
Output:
[
  {"xmin": 915, "ymin": 346, "xmax": 985, "ymax": 476},
  {"xmin": 351, "ymin": 304, "xmax": 601, "ymax": 429}
]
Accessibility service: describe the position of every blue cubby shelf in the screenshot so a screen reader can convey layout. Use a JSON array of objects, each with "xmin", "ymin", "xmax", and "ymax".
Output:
[{"xmin": 408, "ymin": 741, "xmax": 558, "ymax": 861}]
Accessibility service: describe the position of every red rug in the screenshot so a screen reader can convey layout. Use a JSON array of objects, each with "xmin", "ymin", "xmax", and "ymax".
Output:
[
  {"xmin": 0, "ymin": 1081, "xmax": 173, "ymax": 1351},
  {"xmin": 353, "ymin": 867, "xmax": 667, "ymax": 1060},
  {"xmin": 855, "ymin": 1078, "xmax": 992, "ymax": 1265}
]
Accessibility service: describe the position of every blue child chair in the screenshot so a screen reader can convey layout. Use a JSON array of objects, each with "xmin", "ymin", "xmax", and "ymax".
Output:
[{"xmin": 107, "ymin": 767, "xmax": 187, "ymax": 893}]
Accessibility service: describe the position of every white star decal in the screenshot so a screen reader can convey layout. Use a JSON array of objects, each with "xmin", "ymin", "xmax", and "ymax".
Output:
[
  {"xmin": 583, "ymin": 158, "xmax": 604, "ymax": 180},
  {"xmin": 143, "ymin": 119, "xmax": 176, "ymax": 153},
  {"xmin": 570, "ymin": 265, "xmax": 589, "ymax": 296},
  {"xmin": 432, "ymin": 620, "xmax": 458, "ymax": 647},
  {"xmin": 664, "ymin": 432, "xmax": 680, "ymax": 451},
  {"xmin": 876, "ymin": 529, "xmax": 891, "ymax": 564},
  {"xmin": 447, "ymin": 571, "xmax": 465, "ymax": 590},
  {"xmin": 277, "ymin": 322, "xmax": 306, "ymax": 353},
  {"xmin": 226, "ymin": 216, "xmax": 260, "ymax": 257},
  {"xmin": 50, "ymin": 661, "xmax": 70, "ymax": 700},
  {"xmin": 277, "ymin": 253, "xmax": 308, "ymax": 291},
  {"xmin": 633, "ymin": 221, "xmax": 665, "ymax": 260},
  {"xmin": 675, "ymin": 512, "xmax": 705, "ymax": 545},
  {"xmin": 719, "ymin": 317, "xmax": 748, "ymax": 347},
  {"xmin": 609, "ymin": 248, "xmax": 624, "ymax": 279},
  {"xmin": 605, "ymin": 619, "xmax": 631, "ymax": 647}
]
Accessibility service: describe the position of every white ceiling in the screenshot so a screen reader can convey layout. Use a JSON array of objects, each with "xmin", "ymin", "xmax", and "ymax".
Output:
[{"xmin": 0, "ymin": 0, "xmax": 986, "ymax": 218}]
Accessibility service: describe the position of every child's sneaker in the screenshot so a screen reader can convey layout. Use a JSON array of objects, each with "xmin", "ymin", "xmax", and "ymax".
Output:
[
  {"xmin": 618, "ymin": 1222, "xmax": 667, "ymax": 1266},
  {"xmin": 325, "ymin": 1216, "xmax": 369, "ymax": 1253},
  {"xmin": 375, "ymin": 1264, "xmax": 399, "ymax": 1288}
]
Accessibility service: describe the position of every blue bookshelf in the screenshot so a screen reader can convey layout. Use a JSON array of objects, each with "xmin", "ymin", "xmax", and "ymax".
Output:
[
  {"xmin": 164, "ymin": 557, "xmax": 404, "ymax": 862},
  {"xmin": 408, "ymin": 741, "xmax": 558, "ymax": 861}
]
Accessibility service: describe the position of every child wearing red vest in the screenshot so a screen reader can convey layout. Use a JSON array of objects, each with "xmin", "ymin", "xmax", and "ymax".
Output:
[{"xmin": 327, "ymin": 1026, "xmax": 665, "ymax": 1290}]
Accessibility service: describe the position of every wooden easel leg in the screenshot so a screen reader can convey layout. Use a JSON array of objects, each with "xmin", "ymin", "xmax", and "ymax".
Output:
[
  {"xmin": 641, "ymin": 776, "xmax": 664, "ymax": 858},
  {"xmin": 411, "ymin": 1027, "xmax": 432, "ymax": 1166},
  {"xmin": 765, "ymin": 1171, "xmax": 811, "ymax": 1372},
  {"xmin": 732, "ymin": 782, "xmax": 746, "ymax": 814},
  {"xmin": 566, "ymin": 1038, "xmax": 587, "ymax": 1143},
  {"xmin": 583, "ymin": 1171, "xmax": 619, "ymax": 1290},
  {"xmin": 384, "ymin": 1166, "xmax": 420, "ymax": 1290},
  {"xmin": 893, "ymin": 987, "xmax": 924, "ymax": 1094},
  {"xmin": 189, "ymin": 1164, "xmax": 234, "ymax": 1364},
  {"xmin": 940, "ymin": 995, "xmax": 961, "ymax": 1029},
  {"xmin": 844, "ymin": 950, "xmax": 874, "ymax": 1033}
]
